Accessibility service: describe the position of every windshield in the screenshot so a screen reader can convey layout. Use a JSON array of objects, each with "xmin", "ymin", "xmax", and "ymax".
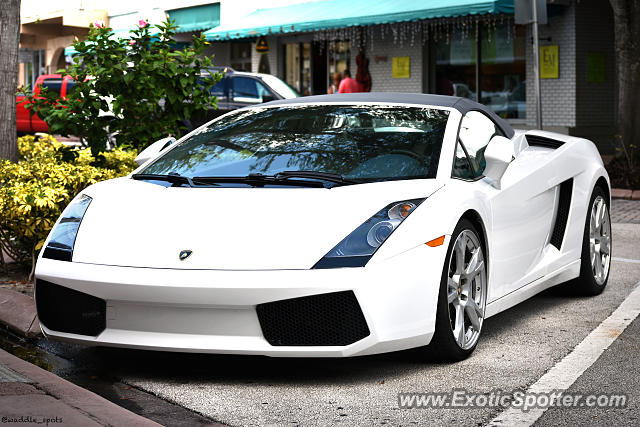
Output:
[
  {"xmin": 142, "ymin": 105, "xmax": 450, "ymax": 183},
  {"xmin": 260, "ymin": 74, "xmax": 300, "ymax": 98}
]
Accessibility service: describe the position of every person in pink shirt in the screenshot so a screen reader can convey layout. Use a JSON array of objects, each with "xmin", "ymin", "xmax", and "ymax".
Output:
[{"xmin": 337, "ymin": 69, "xmax": 361, "ymax": 93}]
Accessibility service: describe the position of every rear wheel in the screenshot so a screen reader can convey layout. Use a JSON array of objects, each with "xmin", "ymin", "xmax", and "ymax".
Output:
[
  {"xmin": 567, "ymin": 186, "xmax": 611, "ymax": 295},
  {"xmin": 428, "ymin": 219, "xmax": 487, "ymax": 361}
]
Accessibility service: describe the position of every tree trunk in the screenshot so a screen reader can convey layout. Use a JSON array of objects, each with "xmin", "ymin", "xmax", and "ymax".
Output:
[
  {"xmin": 0, "ymin": 0, "xmax": 20, "ymax": 162},
  {"xmin": 610, "ymin": 0, "xmax": 640, "ymax": 174}
]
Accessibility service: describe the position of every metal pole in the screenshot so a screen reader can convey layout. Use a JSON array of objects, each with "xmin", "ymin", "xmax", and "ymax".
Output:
[
  {"xmin": 531, "ymin": 0, "xmax": 543, "ymax": 129},
  {"xmin": 476, "ymin": 21, "xmax": 481, "ymax": 102}
]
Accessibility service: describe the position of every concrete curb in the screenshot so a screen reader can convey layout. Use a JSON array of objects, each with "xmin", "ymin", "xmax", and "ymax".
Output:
[
  {"xmin": 0, "ymin": 288, "xmax": 42, "ymax": 338},
  {"xmin": 0, "ymin": 349, "xmax": 161, "ymax": 426},
  {"xmin": 612, "ymin": 188, "xmax": 640, "ymax": 200}
]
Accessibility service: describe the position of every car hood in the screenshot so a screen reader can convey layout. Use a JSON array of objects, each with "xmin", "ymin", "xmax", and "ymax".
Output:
[{"xmin": 72, "ymin": 177, "xmax": 442, "ymax": 270}]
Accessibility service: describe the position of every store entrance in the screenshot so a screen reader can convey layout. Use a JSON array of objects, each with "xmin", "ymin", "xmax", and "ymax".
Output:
[{"xmin": 312, "ymin": 41, "xmax": 327, "ymax": 95}]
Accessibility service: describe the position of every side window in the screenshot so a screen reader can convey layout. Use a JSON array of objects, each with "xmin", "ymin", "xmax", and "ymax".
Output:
[
  {"xmin": 209, "ymin": 77, "xmax": 227, "ymax": 98},
  {"xmin": 232, "ymin": 77, "xmax": 270, "ymax": 103},
  {"xmin": 65, "ymin": 80, "xmax": 77, "ymax": 97},
  {"xmin": 452, "ymin": 140, "xmax": 475, "ymax": 180},
  {"xmin": 197, "ymin": 76, "xmax": 227, "ymax": 98},
  {"xmin": 41, "ymin": 78, "xmax": 63, "ymax": 96},
  {"xmin": 458, "ymin": 111, "xmax": 502, "ymax": 177}
]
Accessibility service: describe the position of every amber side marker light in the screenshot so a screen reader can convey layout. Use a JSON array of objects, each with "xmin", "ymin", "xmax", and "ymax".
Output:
[{"xmin": 425, "ymin": 235, "xmax": 445, "ymax": 247}]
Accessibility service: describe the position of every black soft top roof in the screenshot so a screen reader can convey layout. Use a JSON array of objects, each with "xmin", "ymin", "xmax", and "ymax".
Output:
[{"xmin": 264, "ymin": 92, "xmax": 515, "ymax": 138}]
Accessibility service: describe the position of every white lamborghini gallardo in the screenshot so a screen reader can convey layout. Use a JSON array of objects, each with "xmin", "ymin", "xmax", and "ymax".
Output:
[{"xmin": 35, "ymin": 93, "xmax": 611, "ymax": 361}]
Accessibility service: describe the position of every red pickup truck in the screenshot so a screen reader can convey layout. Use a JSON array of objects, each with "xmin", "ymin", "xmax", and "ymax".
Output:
[{"xmin": 16, "ymin": 74, "xmax": 76, "ymax": 134}]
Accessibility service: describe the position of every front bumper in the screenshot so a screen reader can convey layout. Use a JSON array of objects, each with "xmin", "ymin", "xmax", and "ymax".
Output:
[{"xmin": 35, "ymin": 243, "xmax": 447, "ymax": 357}]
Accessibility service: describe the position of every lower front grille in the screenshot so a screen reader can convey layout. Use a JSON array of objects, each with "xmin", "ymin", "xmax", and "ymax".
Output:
[
  {"xmin": 35, "ymin": 280, "xmax": 106, "ymax": 336},
  {"xmin": 256, "ymin": 291, "xmax": 370, "ymax": 346}
]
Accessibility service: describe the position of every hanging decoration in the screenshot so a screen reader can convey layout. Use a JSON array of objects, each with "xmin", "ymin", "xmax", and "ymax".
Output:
[{"xmin": 310, "ymin": 14, "xmax": 513, "ymax": 52}]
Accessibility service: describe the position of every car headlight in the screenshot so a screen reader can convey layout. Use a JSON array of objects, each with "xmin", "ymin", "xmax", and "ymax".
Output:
[
  {"xmin": 42, "ymin": 194, "xmax": 92, "ymax": 262},
  {"xmin": 313, "ymin": 198, "xmax": 425, "ymax": 269}
]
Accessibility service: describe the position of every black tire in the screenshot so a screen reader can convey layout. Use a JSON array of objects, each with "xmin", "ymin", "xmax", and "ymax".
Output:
[
  {"xmin": 563, "ymin": 186, "xmax": 611, "ymax": 296},
  {"xmin": 425, "ymin": 218, "xmax": 487, "ymax": 362}
]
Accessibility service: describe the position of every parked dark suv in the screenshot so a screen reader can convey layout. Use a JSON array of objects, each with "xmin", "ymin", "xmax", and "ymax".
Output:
[{"xmin": 189, "ymin": 67, "xmax": 299, "ymax": 129}]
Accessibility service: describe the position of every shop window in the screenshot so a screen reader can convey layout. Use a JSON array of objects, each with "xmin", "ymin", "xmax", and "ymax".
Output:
[
  {"xmin": 284, "ymin": 42, "xmax": 312, "ymax": 96},
  {"xmin": 20, "ymin": 48, "xmax": 45, "ymax": 90},
  {"xmin": 301, "ymin": 43, "xmax": 311, "ymax": 96},
  {"xmin": 434, "ymin": 21, "xmax": 526, "ymax": 120},
  {"xmin": 328, "ymin": 41, "xmax": 350, "ymax": 91},
  {"xmin": 230, "ymin": 42, "xmax": 252, "ymax": 72},
  {"xmin": 285, "ymin": 43, "xmax": 300, "ymax": 92},
  {"xmin": 435, "ymin": 28, "xmax": 477, "ymax": 100},
  {"xmin": 481, "ymin": 23, "xmax": 527, "ymax": 119}
]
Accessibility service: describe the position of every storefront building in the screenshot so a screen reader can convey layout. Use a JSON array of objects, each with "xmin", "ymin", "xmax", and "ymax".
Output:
[
  {"xmin": 203, "ymin": 0, "xmax": 616, "ymax": 151},
  {"xmin": 18, "ymin": 7, "xmax": 108, "ymax": 88},
  {"xmin": 25, "ymin": 0, "xmax": 616, "ymax": 151}
]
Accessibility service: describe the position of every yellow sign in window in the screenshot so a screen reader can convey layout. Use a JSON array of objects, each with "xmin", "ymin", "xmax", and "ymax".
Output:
[
  {"xmin": 540, "ymin": 45, "xmax": 559, "ymax": 79},
  {"xmin": 392, "ymin": 56, "xmax": 410, "ymax": 79}
]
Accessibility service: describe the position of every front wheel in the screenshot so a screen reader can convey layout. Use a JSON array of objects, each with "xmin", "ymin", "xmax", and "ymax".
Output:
[
  {"xmin": 567, "ymin": 186, "xmax": 612, "ymax": 295},
  {"xmin": 427, "ymin": 219, "xmax": 487, "ymax": 361}
]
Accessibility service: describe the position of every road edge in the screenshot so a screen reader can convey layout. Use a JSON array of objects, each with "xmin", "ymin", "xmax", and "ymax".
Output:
[
  {"xmin": 0, "ymin": 288, "xmax": 41, "ymax": 338},
  {"xmin": 0, "ymin": 348, "xmax": 161, "ymax": 426}
]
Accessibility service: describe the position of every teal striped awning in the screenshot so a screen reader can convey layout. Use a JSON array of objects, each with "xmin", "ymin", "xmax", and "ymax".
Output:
[
  {"xmin": 204, "ymin": 0, "xmax": 514, "ymax": 41},
  {"xmin": 168, "ymin": 3, "xmax": 221, "ymax": 33}
]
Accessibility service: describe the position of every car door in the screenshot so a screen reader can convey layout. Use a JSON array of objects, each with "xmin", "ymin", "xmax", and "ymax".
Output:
[{"xmin": 454, "ymin": 111, "xmax": 556, "ymax": 300}]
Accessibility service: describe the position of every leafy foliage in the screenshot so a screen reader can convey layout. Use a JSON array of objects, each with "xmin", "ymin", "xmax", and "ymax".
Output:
[
  {"xmin": 21, "ymin": 20, "xmax": 220, "ymax": 157},
  {"xmin": 0, "ymin": 135, "xmax": 136, "ymax": 273}
]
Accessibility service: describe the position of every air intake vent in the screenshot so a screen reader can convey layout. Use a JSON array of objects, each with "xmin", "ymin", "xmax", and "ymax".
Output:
[
  {"xmin": 526, "ymin": 135, "xmax": 565, "ymax": 149},
  {"xmin": 256, "ymin": 291, "xmax": 370, "ymax": 346},
  {"xmin": 35, "ymin": 280, "xmax": 106, "ymax": 336},
  {"xmin": 550, "ymin": 179, "xmax": 573, "ymax": 249}
]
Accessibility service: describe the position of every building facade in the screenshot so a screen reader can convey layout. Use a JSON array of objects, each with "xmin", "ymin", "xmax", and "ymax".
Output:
[
  {"xmin": 204, "ymin": 0, "xmax": 616, "ymax": 151},
  {"xmin": 19, "ymin": 0, "xmax": 617, "ymax": 152},
  {"xmin": 18, "ymin": 1, "xmax": 108, "ymax": 88}
]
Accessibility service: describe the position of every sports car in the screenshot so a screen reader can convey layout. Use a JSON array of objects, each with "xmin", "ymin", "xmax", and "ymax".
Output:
[{"xmin": 35, "ymin": 93, "xmax": 611, "ymax": 361}]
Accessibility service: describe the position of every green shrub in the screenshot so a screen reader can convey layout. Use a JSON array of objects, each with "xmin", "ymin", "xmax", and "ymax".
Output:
[
  {"xmin": 0, "ymin": 135, "xmax": 137, "ymax": 277},
  {"xmin": 22, "ymin": 20, "xmax": 219, "ymax": 156}
]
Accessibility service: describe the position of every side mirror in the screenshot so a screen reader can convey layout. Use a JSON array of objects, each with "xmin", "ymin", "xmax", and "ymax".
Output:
[
  {"xmin": 134, "ymin": 136, "xmax": 176, "ymax": 166},
  {"xmin": 261, "ymin": 93, "xmax": 277, "ymax": 103},
  {"xmin": 484, "ymin": 135, "xmax": 514, "ymax": 189}
]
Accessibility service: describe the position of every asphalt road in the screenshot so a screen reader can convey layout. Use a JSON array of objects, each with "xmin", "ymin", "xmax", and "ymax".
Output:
[{"xmin": 8, "ymin": 205, "xmax": 640, "ymax": 426}]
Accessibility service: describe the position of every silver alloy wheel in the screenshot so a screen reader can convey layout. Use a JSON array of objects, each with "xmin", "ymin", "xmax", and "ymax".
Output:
[
  {"xmin": 447, "ymin": 229, "xmax": 487, "ymax": 350},
  {"xmin": 589, "ymin": 196, "xmax": 611, "ymax": 285}
]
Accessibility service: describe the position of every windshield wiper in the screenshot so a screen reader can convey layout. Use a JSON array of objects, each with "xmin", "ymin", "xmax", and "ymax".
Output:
[
  {"xmin": 273, "ymin": 170, "xmax": 358, "ymax": 186},
  {"xmin": 191, "ymin": 173, "xmax": 326, "ymax": 188},
  {"xmin": 191, "ymin": 172, "xmax": 357, "ymax": 188},
  {"xmin": 131, "ymin": 172, "xmax": 217, "ymax": 187},
  {"xmin": 133, "ymin": 171, "xmax": 357, "ymax": 188}
]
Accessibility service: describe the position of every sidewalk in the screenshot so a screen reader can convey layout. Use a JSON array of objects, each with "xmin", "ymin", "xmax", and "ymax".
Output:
[{"xmin": 0, "ymin": 348, "xmax": 160, "ymax": 426}]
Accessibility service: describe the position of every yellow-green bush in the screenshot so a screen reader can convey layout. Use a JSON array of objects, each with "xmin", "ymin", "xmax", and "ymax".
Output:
[{"xmin": 1, "ymin": 135, "xmax": 137, "ymax": 272}]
